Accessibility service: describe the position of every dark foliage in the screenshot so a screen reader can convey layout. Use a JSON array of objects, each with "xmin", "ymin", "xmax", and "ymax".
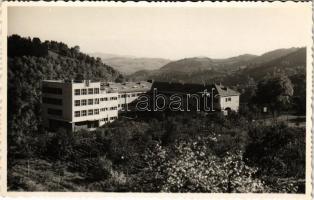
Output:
[
  {"xmin": 7, "ymin": 34, "xmax": 122, "ymax": 164},
  {"xmin": 7, "ymin": 108, "xmax": 306, "ymax": 192},
  {"xmin": 244, "ymin": 123, "xmax": 305, "ymax": 178}
]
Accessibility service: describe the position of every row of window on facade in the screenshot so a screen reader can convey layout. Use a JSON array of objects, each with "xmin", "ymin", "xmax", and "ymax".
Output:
[
  {"xmin": 100, "ymin": 97, "xmax": 118, "ymax": 101},
  {"xmin": 74, "ymin": 88, "xmax": 143, "ymax": 98},
  {"xmin": 100, "ymin": 107, "xmax": 118, "ymax": 111},
  {"xmin": 75, "ymin": 99, "xmax": 100, "ymax": 106},
  {"xmin": 42, "ymin": 86, "xmax": 145, "ymax": 98},
  {"xmin": 100, "ymin": 117, "xmax": 117, "ymax": 122},
  {"xmin": 74, "ymin": 97, "xmax": 121, "ymax": 106},
  {"xmin": 43, "ymin": 86, "xmax": 143, "ymax": 98},
  {"xmin": 74, "ymin": 107, "xmax": 118, "ymax": 117},
  {"xmin": 75, "ymin": 109, "xmax": 100, "ymax": 117},
  {"xmin": 119, "ymin": 93, "xmax": 141, "ymax": 98},
  {"xmin": 75, "ymin": 88, "xmax": 100, "ymax": 95}
]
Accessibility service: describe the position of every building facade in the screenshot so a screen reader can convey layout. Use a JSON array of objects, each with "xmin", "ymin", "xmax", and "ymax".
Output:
[
  {"xmin": 213, "ymin": 84, "xmax": 240, "ymax": 112},
  {"xmin": 42, "ymin": 80, "xmax": 239, "ymax": 131},
  {"xmin": 150, "ymin": 82, "xmax": 240, "ymax": 112},
  {"xmin": 42, "ymin": 80, "xmax": 152, "ymax": 131}
]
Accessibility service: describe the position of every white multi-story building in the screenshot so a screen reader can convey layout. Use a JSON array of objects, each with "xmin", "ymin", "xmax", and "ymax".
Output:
[
  {"xmin": 41, "ymin": 80, "xmax": 152, "ymax": 131},
  {"xmin": 42, "ymin": 80, "xmax": 239, "ymax": 132}
]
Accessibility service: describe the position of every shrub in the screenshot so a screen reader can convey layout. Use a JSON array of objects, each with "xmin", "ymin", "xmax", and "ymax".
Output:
[
  {"xmin": 244, "ymin": 123, "xmax": 305, "ymax": 186},
  {"xmin": 88, "ymin": 156, "xmax": 113, "ymax": 181}
]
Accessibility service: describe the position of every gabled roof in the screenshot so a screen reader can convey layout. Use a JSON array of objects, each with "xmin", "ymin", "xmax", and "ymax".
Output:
[
  {"xmin": 151, "ymin": 81, "xmax": 240, "ymax": 97},
  {"xmin": 151, "ymin": 81, "xmax": 213, "ymax": 94},
  {"xmin": 214, "ymin": 84, "xmax": 240, "ymax": 97}
]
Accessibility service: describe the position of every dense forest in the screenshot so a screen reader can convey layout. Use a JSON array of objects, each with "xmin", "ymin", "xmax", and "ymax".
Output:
[{"xmin": 7, "ymin": 35, "xmax": 306, "ymax": 193}]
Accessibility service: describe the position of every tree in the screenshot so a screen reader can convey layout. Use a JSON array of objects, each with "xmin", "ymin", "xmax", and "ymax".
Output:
[
  {"xmin": 73, "ymin": 45, "xmax": 80, "ymax": 53},
  {"xmin": 244, "ymin": 123, "xmax": 305, "ymax": 193},
  {"xmin": 115, "ymin": 74, "xmax": 124, "ymax": 83},
  {"xmin": 136, "ymin": 137, "xmax": 268, "ymax": 192},
  {"xmin": 89, "ymin": 156, "xmax": 113, "ymax": 181},
  {"xmin": 254, "ymin": 74, "xmax": 294, "ymax": 115},
  {"xmin": 290, "ymin": 73, "xmax": 306, "ymax": 114},
  {"xmin": 244, "ymin": 123, "xmax": 305, "ymax": 179}
]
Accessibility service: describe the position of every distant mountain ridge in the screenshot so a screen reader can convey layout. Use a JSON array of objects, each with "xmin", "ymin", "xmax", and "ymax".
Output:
[
  {"xmin": 248, "ymin": 48, "xmax": 299, "ymax": 65},
  {"xmin": 127, "ymin": 47, "xmax": 305, "ymax": 85},
  {"xmin": 212, "ymin": 54, "xmax": 258, "ymax": 63},
  {"xmin": 158, "ymin": 47, "xmax": 300, "ymax": 74},
  {"xmin": 91, "ymin": 53, "xmax": 136, "ymax": 59},
  {"xmin": 92, "ymin": 48, "xmax": 301, "ymax": 77},
  {"xmin": 160, "ymin": 57, "xmax": 214, "ymax": 73},
  {"xmin": 91, "ymin": 53, "xmax": 171, "ymax": 75},
  {"xmin": 243, "ymin": 47, "xmax": 306, "ymax": 80}
]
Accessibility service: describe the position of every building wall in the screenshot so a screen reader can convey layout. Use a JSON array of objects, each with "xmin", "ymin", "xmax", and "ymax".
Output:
[
  {"xmin": 72, "ymin": 81, "xmax": 119, "ymax": 126},
  {"xmin": 42, "ymin": 80, "xmax": 120, "ymax": 131},
  {"xmin": 219, "ymin": 95, "xmax": 240, "ymax": 112},
  {"xmin": 42, "ymin": 80, "xmax": 240, "ymax": 131},
  {"xmin": 118, "ymin": 92, "xmax": 146, "ymax": 111},
  {"xmin": 42, "ymin": 81, "xmax": 73, "ymax": 129}
]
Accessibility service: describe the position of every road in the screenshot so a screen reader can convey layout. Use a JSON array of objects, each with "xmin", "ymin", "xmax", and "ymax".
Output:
[{"xmin": 255, "ymin": 114, "xmax": 306, "ymax": 128}]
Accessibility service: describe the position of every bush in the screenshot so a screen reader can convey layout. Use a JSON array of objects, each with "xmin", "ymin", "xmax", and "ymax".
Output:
[
  {"xmin": 88, "ymin": 156, "xmax": 112, "ymax": 181},
  {"xmin": 244, "ymin": 123, "xmax": 305, "ymax": 179},
  {"xmin": 134, "ymin": 137, "xmax": 268, "ymax": 192}
]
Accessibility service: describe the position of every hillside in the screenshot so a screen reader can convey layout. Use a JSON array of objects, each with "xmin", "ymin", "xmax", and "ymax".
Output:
[
  {"xmin": 127, "ymin": 54, "xmax": 257, "ymax": 82},
  {"xmin": 160, "ymin": 57, "xmax": 214, "ymax": 73},
  {"xmin": 8, "ymin": 35, "xmax": 121, "ymax": 81},
  {"xmin": 244, "ymin": 47, "xmax": 306, "ymax": 79},
  {"xmin": 7, "ymin": 35, "xmax": 123, "ymax": 162},
  {"xmin": 213, "ymin": 54, "xmax": 257, "ymax": 63},
  {"xmin": 93, "ymin": 53, "xmax": 171, "ymax": 75},
  {"xmin": 212, "ymin": 54, "xmax": 258, "ymax": 71},
  {"xmin": 217, "ymin": 47, "xmax": 306, "ymax": 86},
  {"xmin": 158, "ymin": 54, "xmax": 260, "ymax": 74},
  {"xmin": 128, "ymin": 47, "xmax": 306, "ymax": 86},
  {"xmin": 248, "ymin": 47, "xmax": 299, "ymax": 65}
]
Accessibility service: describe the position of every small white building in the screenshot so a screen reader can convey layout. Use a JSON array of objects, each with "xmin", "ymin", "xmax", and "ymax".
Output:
[
  {"xmin": 150, "ymin": 81, "xmax": 240, "ymax": 112},
  {"xmin": 213, "ymin": 84, "xmax": 240, "ymax": 112}
]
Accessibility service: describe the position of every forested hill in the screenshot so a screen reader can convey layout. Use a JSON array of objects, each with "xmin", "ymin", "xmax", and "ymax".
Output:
[
  {"xmin": 8, "ymin": 34, "xmax": 122, "ymax": 81},
  {"xmin": 7, "ymin": 35, "xmax": 122, "ymax": 158}
]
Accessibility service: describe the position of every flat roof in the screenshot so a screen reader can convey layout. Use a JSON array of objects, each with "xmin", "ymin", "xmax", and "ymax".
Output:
[
  {"xmin": 42, "ymin": 80, "xmax": 153, "ymax": 93},
  {"xmin": 42, "ymin": 80, "xmax": 239, "ymax": 96},
  {"xmin": 106, "ymin": 81, "xmax": 152, "ymax": 93}
]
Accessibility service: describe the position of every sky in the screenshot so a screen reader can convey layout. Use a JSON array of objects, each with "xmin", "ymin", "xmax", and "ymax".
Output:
[{"xmin": 8, "ymin": 3, "xmax": 312, "ymax": 60}]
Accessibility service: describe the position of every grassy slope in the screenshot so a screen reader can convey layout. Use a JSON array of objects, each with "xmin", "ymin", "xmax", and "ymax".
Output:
[{"xmin": 8, "ymin": 159, "xmax": 87, "ymax": 191}]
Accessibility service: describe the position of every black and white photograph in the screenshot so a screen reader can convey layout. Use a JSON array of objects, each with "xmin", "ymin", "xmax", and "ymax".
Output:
[{"xmin": 2, "ymin": 1, "xmax": 312, "ymax": 197}]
